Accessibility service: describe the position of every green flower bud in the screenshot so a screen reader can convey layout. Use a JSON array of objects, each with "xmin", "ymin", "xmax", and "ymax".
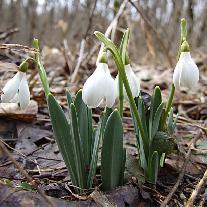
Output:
[
  {"xmin": 19, "ymin": 61, "xmax": 29, "ymax": 73},
  {"xmin": 181, "ymin": 40, "xmax": 190, "ymax": 52},
  {"xmin": 99, "ymin": 51, "xmax": 107, "ymax": 63}
]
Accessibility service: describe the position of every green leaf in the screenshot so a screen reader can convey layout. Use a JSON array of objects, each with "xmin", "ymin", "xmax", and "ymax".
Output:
[
  {"xmin": 70, "ymin": 103, "xmax": 87, "ymax": 189},
  {"xmin": 87, "ymin": 117, "xmax": 103, "ymax": 188},
  {"xmin": 151, "ymin": 103, "xmax": 164, "ymax": 139},
  {"xmin": 101, "ymin": 109, "xmax": 124, "ymax": 191},
  {"xmin": 151, "ymin": 131, "xmax": 175, "ymax": 156},
  {"xmin": 160, "ymin": 153, "xmax": 165, "ymax": 167},
  {"xmin": 148, "ymin": 151, "xmax": 159, "ymax": 184},
  {"xmin": 66, "ymin": 90, "xmax": 73, "ymax": 106},
  {"xmin": 47, "ymin": 94, "xmax": 77, "ymax": 186},
  {"xmin": 101, "ymin": 107, "xmax": 113, "ymax": 134},
  {"xmin": 133, "ymin": 96, "xmax": 148, "ymax": 171},
  {"xmin": 167, "ymin": 107, "xmax": 178, "ymax": 134},
  {"xmin": 125, "ymin": 154, "xmax": 145, "ymax": 184},
  {"xmin": 74, "ymin": 90, "xmax": 93, "ymax": 167},
  {"xmin": 119, "ymin": 148, "xmax": 126, "ymax": 185},
  {"xmin": 119, "ymin": 29, "xmax": 130, "ymax": 64},
  {"xmin": 20, "ymin": 182, "xmax": 33, "ymax": 191},
  {"xmin": 149, "ymin": 86, "xmax": 162, "ymax": 139}
]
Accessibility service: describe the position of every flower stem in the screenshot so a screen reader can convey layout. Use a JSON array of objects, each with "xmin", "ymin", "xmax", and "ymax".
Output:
[
  {"xmin": 161, "ymin": 18, "xmax": 187, "ymax": 129},
  {"xmin": 118, "ymin": 74, "xmax": 124, "ymax": 116},
  {"xmin": 32, "ymin": 39, "xmax": 50, "ymax": 96},
  {"xmin": 118, "ymin": 29, "xmax": 129, "ymax": 117},
  {"xmin": 95, "ymin": 31, "xmax": 147, "ymax": 144},
  {"xmin": 160, "ymin": 83, "xmax": 175, "ymax": 130}
]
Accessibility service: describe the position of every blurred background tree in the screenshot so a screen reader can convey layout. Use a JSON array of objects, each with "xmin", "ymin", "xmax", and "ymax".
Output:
[{"xmin": 0, "ymin": 0, "xmax": 206, "ymax": 65}]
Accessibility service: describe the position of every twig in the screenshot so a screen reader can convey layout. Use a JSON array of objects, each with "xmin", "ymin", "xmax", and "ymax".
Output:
[
  {"xmin": 0, "ymin": 139, "xmax": 56, "ymax": 207},
  {"xmin": 71, "ymin": 39, "xmax": 86, "ymax": 83},
  {"xmin": 70, "ymin": 0, "xmax": 128, "ymax": 83},
  {"xmin": 96, "ymin": 0, "xmax": 128, "ymax": 64},
  {"xmin": 160, "ymin": 131, "xmax": 202, "ymax": 207},
  {"xmin": 84, "ymin": 0, "xmax": 98, "ymax": 39},
  {"xmin": 186, "ymin": 161, "xmax": 207, "ymax": 206},
  {"xmin": 0, "ymin": 43, "xmax": 38, "ymax": 53},
  {"xmin": 70, "ymin": 0, "xmax": 97, "ymax": 83},
  {"xmin": 90, "ymin": 189, "xmax": 117, "ymax": 207},
  {"xmin": 0, "ymin": 28, "xmax": 19, "ymax": 40},
  {"xmin": 128, "ymin": 0, "xmax": 173, "ymax": 67}
]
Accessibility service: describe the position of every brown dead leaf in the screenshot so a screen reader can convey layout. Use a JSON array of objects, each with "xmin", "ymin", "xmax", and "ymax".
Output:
[{"xmin": 0, "ymin": 100, "xmax": 38, "ymax": 122}]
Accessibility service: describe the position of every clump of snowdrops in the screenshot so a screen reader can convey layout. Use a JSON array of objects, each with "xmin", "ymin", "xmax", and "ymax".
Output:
[{"xmin": 1, "ymin": 18, "xmax": 199, "ymax": 191}]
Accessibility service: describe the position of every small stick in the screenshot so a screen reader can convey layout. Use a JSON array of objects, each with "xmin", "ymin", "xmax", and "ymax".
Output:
[
  {"xmin": 0, "ymin": 139, "xmax": 56, "ymax": 207},
  {"xmin": 90, "ymin": 189, "xmax": 117, "ymax": 207},
  {"xmin": 186, "ymin": 164, "xmax": 207, "ymax": 206},
  {"xmin": 71, "ymin": 39, "xmax": 86, "ymax": 83},
  {"xmin": 160, "ymin": 131, "xmax": 201, "ymax": 207}
]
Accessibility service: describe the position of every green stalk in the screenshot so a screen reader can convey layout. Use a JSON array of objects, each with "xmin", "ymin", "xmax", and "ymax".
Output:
[
  {"xmin": 32, "ymin": 39, "xmax": 50, "ymax": 96},
  {"xmin": 118, "ymin": 74, "xmax": 124, "ymax": 116},
  {"xmin": 95, "ymin": 31, "xmax": 147, "ymax": 145},
  {"xmin": 118, "ymin": 29, "xmax": 129, "ymax": 117},
  {"xmin": 161, "ymin": 18, "xmax": 187, "ymax": 130}
]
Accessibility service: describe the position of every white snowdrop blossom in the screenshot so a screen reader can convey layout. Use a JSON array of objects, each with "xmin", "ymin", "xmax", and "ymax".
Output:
[
  {"xmin": 173, "ymin": 52, "xmax": 199, "ymax": 90},
  {"xmin": 82, "ymin": 63, "xmax": 116, "ymax": 108},
  {"xmin": 1, "ymin": 71, "xmax": 30, "ymax": 110},
  {"xmin": 115, "ymin": 64, "xmax": 140, "ymax": 99}
]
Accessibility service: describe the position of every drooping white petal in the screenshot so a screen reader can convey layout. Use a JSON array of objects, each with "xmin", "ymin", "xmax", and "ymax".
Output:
[
  {"xmin": 125, "ymin": 64, "xmax": 140, "ymax": 98},
  {"xmin": 115, "ymin": 64, "xmax": 140, "ymax": 99},
  {"xmin": 104, "ymin": 69, "xmax": 116, "ymax": 107},
  {"xmin": 179, "ymin": 52, "xmax": 199, "ymax": 89},
  {"xmin": 82, "ymin": 63, "xmax": 106, "ymax": 108},
  {"xmin": 1, "ymin": 72, "xmax": 23, "ymax": 102},
  {"xmin": 19, "ymin": 73, "xmax": 30, "ymax": 110},
  {"xmin": 173, "ymin": 59, "xmax": 182, "ymax": 90},
  {"xmin": 173, "ymin": 52, "xmax": 199, "ymax": 90},
  {"xmin": 9, "ymin": 93, "xmax": 19, "ymax": 103}
]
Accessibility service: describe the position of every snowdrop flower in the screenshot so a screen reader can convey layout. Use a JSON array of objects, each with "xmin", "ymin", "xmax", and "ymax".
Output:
[
  {"xmin": 173, "ymin": 42, "xmax": 199, "ymax": 90},
  {"xmin": 1, "ymin": 62, "xmax": 30, "ymax": 110},
  {"xmin": 115, "ymin": 64, "xmax": 140, "ymax": 99},
  {"xmin": 82, "ymin": 62, "xmax": 116, "ymax": 108}
]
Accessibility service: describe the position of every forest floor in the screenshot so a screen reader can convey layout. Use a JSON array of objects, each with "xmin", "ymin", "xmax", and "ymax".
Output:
[{"xmin": 0, "ymin": 45, "xmax": 206, "ymax": 207}]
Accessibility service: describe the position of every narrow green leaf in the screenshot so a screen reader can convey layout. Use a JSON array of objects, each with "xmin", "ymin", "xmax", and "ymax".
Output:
[
  {"xmin": 87, "ymin": 117, "xmax": 103, "ymax": 188},
  {"xmin": 101, "ymin": 109, "xmax": 124, "ymax": 191},
  {"xmin": 149, "ymin": 86, "xmax": 162, "ymax": 139},
  {"xmin": 101, "ymin": 107, "xmax": 113, "ymax": 133},
  {"xmin": 70, "ymin": 103, "xmax": 86, "ymax": 189},
  {"xmin": 119, "ymin": 29, "xmax": 130, "ymax": 64},
  {"xmin": 74, "ymin": 90, "xmax": 93, "ymax": 167},
  {"xmin": 151, "ymin": 103, "xmax": 164, "ymax": 139},
  {"xmin": 119, "ymin": 148, "xmax": 126, "ymax": 185},
  {"xmin": 148, "ymin": 151, "xmax": 159, "ymax": 184},
  {"xmin": 133, "ymin": 96, "xmax": 148, "ymax": 170},
  {"xmin": 66, "ymin": 90, "xmax": 73, "ymax": 106},
  {"xmin": 167, "ymin": 107, "xmax": 178, "ymax": 135},
  {"xmin": 160, "ymin": 153, "xmax": 165, "ymax": 167},
  {"xmin": 47, "ymin": 94, "xmax": 77, "ymax": 186}
]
